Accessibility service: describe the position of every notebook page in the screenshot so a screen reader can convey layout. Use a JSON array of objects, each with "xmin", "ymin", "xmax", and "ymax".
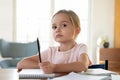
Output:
[
  {"xmin": 52, "ymin": 72, "xmax": 108, "ymax": 80},
  {"xmin": 80, "ymin": 69, "xmax": 118, "ymax": 76},
  {"xmin": 111, "ymin": 74, "xmax": 120, "ymax": 80},
  {"xmin": 19, "ymin": 69, "xmax": 55, "ymax": 79}
]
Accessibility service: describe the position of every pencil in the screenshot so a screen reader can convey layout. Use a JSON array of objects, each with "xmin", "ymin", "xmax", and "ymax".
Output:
[{"xmin": 37, "ymin": 38, "xmax": 41, "ymax": 62}]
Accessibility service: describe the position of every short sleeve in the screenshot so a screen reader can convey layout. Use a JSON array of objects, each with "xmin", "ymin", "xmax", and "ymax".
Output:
[
  {"xmin": 77, "ymin": 43, "xmax": 88, "ymax": 56},
  {"xmin": 76, "ymin": 44, "xmax": 92, "ymax": 65}
]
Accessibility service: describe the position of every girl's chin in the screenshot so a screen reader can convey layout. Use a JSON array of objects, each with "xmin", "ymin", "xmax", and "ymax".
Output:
[{"xmin": 55, "ymin": 39, "xmax": 64, "ymax": 42}]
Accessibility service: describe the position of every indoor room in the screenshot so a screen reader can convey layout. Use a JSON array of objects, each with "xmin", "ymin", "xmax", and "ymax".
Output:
[{"xmin": 0, "ymin": 0, "xmax": 120, "ymax": 80}]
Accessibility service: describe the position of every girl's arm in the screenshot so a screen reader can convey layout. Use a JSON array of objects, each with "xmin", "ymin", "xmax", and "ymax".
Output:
[
  {"xmin": 53, "ymin": 53, "xmax": 89, "ymax": 73},
  {"xmin": 17, "ymin": 55, "xmax": 39, "ymax": 70}
]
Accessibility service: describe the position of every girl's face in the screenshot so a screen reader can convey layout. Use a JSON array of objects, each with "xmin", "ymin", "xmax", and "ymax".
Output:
[{"xmin": 52, "ymin": 13, "xmax": 79, "ymax": 43}]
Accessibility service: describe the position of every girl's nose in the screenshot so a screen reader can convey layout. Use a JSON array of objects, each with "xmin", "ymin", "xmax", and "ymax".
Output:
[{"xmin": 56, "ymin": 27, "xmax": 61, "ymax": 32}]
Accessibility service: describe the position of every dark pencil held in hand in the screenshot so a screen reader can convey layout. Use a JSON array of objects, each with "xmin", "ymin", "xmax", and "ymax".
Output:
[{"xmin": 37, "ymin": 38, "xmax": 42, "ymax": 63}]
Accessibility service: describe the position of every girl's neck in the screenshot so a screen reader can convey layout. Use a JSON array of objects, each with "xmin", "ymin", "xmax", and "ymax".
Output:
[{"xmin": 58, "ymin": 41, "xmax": 76, "ymax": 51}]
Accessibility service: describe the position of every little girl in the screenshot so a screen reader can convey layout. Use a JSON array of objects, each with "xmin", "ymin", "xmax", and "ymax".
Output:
[{"xmin": 17, "ymin": 9, "xmax": 91, "ymax": 73}]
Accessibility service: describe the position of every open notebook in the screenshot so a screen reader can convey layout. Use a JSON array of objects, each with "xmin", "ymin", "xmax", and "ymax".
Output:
[
  {"xmin": 19, "ymin": 69, "xmax": 56, "ymax": 79},
  {"xmin": 111, "ymin": 74, "xmax": 120, "ymax": 80},
  {"xmin": 80, "ymin": 68, "xmax": 118, "ymax": 76},
  {"xmin": 52, "ymin": 72, "xmax": 109, "ymax": 80},
  {"xmin": 52, "ymin": 69, "xmax": 118, "ymax": 80}
]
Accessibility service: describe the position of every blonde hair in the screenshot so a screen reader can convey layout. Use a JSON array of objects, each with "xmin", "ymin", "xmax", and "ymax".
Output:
[{"xmin": 52, "ymin": 9, "xmax": 80, "ymax": 29}]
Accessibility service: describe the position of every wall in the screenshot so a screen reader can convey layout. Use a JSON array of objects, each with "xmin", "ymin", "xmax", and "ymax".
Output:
[
  {"xmin": 89, "ymin": 0, "xmax": 115, "ymax": 63},
  {"xmin": 0, "ymin": 0, "xmax": 115, "ymax": 63},
  {"xmin": 0, "ymin": 0, "xmax": 14, "ymax": 41}
]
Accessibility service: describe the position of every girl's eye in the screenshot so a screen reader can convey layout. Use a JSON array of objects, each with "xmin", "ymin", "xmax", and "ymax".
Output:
[
  {"xmin": 52, "ymin": 26, "xmax": 57, "ymax": 30},
  {"xmin": 62, "ymin": 24, "xmax": 67, "ymax": 28}
]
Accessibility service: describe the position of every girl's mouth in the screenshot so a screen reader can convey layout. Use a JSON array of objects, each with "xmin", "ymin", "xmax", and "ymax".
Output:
[{"xmin": 56, "ymin": 34, "xmax": 63, "ymax": 37}]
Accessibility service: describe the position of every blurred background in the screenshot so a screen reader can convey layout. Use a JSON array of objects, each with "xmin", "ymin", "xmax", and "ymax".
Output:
[{"xmin": 0, "ymin": 0, "xmax": 117, "ymax": 64}]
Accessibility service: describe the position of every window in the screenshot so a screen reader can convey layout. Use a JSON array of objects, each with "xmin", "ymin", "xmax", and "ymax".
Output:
[{"xmin": 16, "ymin": 0, "xmax": 89, "ymax": 51}]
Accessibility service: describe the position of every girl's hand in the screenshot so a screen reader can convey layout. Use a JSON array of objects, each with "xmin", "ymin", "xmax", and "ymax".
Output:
[
  {"xmin": 17, "ymin": 68, "xmax": 22, "ymax": 72},
  {"xmin": 39, "ymin": 61, "xmax": 56, "ymax": 74}
]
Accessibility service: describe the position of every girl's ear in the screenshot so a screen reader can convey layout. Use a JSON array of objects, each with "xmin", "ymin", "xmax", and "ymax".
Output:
[{"xmin": 76, "ymin": 27, "xmax": 81, "ymax": 34}]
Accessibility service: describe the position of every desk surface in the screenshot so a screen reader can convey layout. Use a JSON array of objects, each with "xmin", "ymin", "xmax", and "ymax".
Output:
[
  {"xmin": 0, "ymin": 69, "xmax": 18, "ymax": 80},
  {"xmin": 0, "ymin": 69, "xmax": 119, "ymax": 80}
]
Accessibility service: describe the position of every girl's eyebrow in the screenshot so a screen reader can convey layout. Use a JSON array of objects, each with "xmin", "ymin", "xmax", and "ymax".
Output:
[
  {"xmin": 61, "ymin": 20, "xmax": 70, "ymax": 23},
  {"xmin": 61, "ymin": 21, "xmax": 72, "ymax": 25},
  {"xmin": 52, "ymin": 21, "xmax": 70, "ymax": 25}
]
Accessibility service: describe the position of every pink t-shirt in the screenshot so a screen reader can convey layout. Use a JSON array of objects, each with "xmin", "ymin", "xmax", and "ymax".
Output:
[{"xmin": 41, "ymin": 43, "xmax": 91, "ymax": 64}]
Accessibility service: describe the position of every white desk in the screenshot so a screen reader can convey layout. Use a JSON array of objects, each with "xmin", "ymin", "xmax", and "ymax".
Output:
[
  {"xmin": 0, "ymin": 69, "xmax": 18, "ymax": 80},
  {"xmin": 0, "ymin": 69, "xmax": 119, "ymax": 80}
]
